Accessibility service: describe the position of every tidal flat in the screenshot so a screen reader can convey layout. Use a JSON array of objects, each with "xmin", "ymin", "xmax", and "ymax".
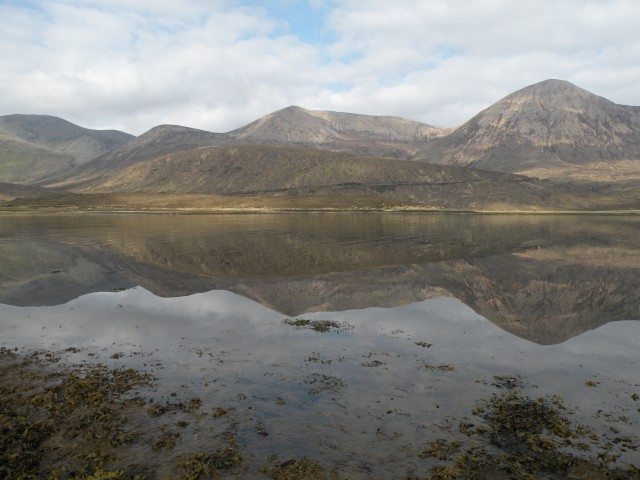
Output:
[{"xmin": 0, "ymin": 213, "xmax": 639, "ymax": 478}]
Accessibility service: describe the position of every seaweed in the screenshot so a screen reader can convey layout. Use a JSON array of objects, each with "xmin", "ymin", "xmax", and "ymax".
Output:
[{"xmin": 415, "ymin": 390, "xmax": 640, "ymax": 479}]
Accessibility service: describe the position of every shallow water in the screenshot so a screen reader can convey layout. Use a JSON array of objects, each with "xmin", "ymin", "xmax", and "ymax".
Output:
[{"xmin": 0, "ymin": 213, "xmax": 639, "ymax": 477}]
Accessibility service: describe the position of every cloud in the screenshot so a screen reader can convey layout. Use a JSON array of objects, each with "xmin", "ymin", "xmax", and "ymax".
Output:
[
  {"xmin": 320, "ymin": 0, "xmax": 640, "ymax": 124},
  {"xmin": 1, "ymin": 0, "xmax": 639, "ymax": 134}
]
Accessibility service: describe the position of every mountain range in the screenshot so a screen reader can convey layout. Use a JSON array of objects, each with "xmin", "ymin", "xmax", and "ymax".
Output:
[{"xmin": 1, "ymin": 79, "xmax": 640, "ymax": 211}]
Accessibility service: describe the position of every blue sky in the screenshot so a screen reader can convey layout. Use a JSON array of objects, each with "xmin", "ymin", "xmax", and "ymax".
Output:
[
  {"xmin": 1, "ymin": 0, "xmax": 639, "ymax": 134},
  {"xmin": 244, "ymin": 0, "xmax": 333, "ymax": 43}
]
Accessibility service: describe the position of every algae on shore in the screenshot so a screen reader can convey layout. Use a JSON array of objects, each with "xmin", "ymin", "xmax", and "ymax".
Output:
[{"xmin": 414, "ymin": 390, "xmax": 640, "ymax": 480}]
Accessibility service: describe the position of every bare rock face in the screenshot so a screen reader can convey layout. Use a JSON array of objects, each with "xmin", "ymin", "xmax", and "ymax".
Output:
[
  {"xmin": 414, "ymin": 79, "xmax": 640, "ymax": 177},
  {"xmin": 230, "ymin": 106, "xmax": 449, "ymax": 158}
]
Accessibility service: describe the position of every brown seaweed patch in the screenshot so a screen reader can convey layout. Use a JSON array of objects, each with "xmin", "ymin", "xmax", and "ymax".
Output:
[
  {"xmin": 361, "ymin": 360, "xmax": 386, "ymax": 368},
  {"xmin": 262, "ymin": 459, "xmax": 341, "ymax": 480},
  {"xmin": 304, "ymin": 373, "xmax": 345, "ymax": 395},
  {"xmin": 421, "ymin": 362, "xmax": 455, "ymax": 372},
  {"xmin": 417, "ymin": 439, "xmax": 463, "ymax": 461},
  {"xmin": 0, "ymin": 349, "xmax": 241, "ymax": 479},
  {"xmin": 415, "ymin": 390, "xmax": 640, "ymax": 479},
  {"xmin": 283, "ymin": 318, "xmax": 353, "ymax": 333},
  {"xmin": 0, "ymin": 354, "xmax": 153, "ymax": 478},
  {"xmin": 492, "ymin": 375, "xmax": 521, "ymax": 390},
  {"xmin": 176, "ymin": 438, "xmax": 243, "ymax": 478}
]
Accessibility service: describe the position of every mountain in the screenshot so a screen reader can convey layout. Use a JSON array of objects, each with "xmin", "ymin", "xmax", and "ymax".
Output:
[
  {"xmin": 29, "ymin": 143, "xmax": 640, "ymax": 212},
  {"xmin": 0, "ymin": 132, "xmax": 76, "ymax": 184},
  {"xmin": 47, "ymin": 108, "xmax": 445, "ymax": 189},
  {"xmin": 0, "ymin": 114, "xmax": 133, "ymax": 184},
  {"xmin": 48, "ymin": 125, "xmax": 227, "ymax": 188},
  {"xmin": 230, "ymin": 105, "xmax": 448, "ymax": 157},
  {"xmin": 0, "ymin": 182, "xmax": 57, "ymax": 202},
  {"xmin": 7, "ymin": 80, "xmax": 640, "ymax": 192},
  {"xmin": 413, "ymin": 79, "xmax": 640, "ymax": 179},
  {"xmin": 58, "ymin": 144, "xmax": 508, "ymax": 195}
]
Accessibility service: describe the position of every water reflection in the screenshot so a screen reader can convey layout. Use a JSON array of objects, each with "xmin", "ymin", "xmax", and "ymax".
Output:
[
  {"xmin": 1, "ymin": 213, "xmax": 639, "ymax": 475},
  {"xmin": 1, "ymin": 213, "xmax": 639, "ymax": 344}
]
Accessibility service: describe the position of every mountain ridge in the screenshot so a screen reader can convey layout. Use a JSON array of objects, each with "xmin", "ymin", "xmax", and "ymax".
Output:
[
  {"xmin": 3, "ymin": 79, "xmax": 640, "ymax": 195},
  {"xmin": 0, "ymin": 114, "xmax": 133, "ymax": 161},
  {"xmin": 413, "ymin": 79, "xmax": 640, "ymax": 178},
  {"xmin": 230, "ymin": 105, "xmax": 449, "ymax": 157},
  {"xmin": 58, "ymin": 144, "xmax": 511, "ymax": 195},
  {"xmin": 0, "ymin": 114, "xmax": 134, "ymax": 184},
  {"xmin": 47, "ymin": 124, "xmax": 228, "ymax": 188},
  {"xmin": 45, "ymin": 107, "xmax": 448, "ymax": 189}
]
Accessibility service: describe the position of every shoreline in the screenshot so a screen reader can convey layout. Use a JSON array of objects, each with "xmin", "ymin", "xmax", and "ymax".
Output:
[{"xmin": 1, "ymin": 206, "xmax": 639, "ymax": 215}]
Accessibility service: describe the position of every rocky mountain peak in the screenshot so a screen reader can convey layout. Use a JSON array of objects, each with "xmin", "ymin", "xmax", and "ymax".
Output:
[
  {"xmin": 415, "ymin": 79, "xmax": 640, "ymax": 176},
  {"xmin": 229, "ymin": 105, "xmax": 448, "ymax": 157}
]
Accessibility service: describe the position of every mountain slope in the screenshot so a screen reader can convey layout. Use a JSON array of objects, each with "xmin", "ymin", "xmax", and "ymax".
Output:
[
  {"xmin": 229, "ymin": 105, "xmax": 448, "ymax": 157},
  {"xmin": 33, "ymin": 144, "xmax": 639, "ymax": 212},
  {"xmin": 414, "ymin": 79, "xmax": 640, "ymax": 178},
  {"xmin": 48, "ymin": 107, "xmax": 447, "ymax": 189},
  {"xmin": 0, "ymin": 114, "xmax": 133, "ymax": 184},
  {"xmin": 0, "ymin": 132, "xmax": 77, "ymax": 184},
  {"xmin": 47, "ymin": 125, "xmax": 228, "ymax": 188},
  {"xmin": 0, "ymin": 181, "xmax": 56, "ymax": 202},
  {"xmin": 0, "ymin": 114, "xmax": 134, "ymax": 163},
  {"xmin": 63, "ymin": 144, "xmax": 503, "ymax": 195}
]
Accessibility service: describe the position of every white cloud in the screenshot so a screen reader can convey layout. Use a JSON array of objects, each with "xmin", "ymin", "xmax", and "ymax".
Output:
[{"xmin": 1, "ymin": 0, "xmax": 639, "ymax": 134}]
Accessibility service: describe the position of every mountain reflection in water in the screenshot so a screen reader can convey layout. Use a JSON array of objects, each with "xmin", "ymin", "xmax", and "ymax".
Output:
[{"xmin": 1, "ymin": 213, "xmax": 639, "ymax": 344}]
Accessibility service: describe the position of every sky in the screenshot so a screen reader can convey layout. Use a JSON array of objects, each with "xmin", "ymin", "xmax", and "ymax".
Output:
[{"xmin": 1, "ymin": 0, "xmax": 640, "ymax": 135}]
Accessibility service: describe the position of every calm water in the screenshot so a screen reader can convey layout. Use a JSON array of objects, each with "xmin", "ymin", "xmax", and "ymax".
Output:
[{"xmin": 1, "ymin": 213, "xmax": 639, "ymax": 477}]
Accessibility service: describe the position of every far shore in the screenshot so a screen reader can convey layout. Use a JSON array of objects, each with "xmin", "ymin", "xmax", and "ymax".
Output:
[
  {"xmin": 2, "ymin": 191, "xmax": 640, "ymax": 215},
  {"xmin": 2, "ymin": 205, "xmax": 639, "ymax": 216}
]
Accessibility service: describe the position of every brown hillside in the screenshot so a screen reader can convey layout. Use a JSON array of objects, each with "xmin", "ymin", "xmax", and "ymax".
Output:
[
  {"xmin": 414, "ymin": 79, "xmax": 640, "ymax": 179},
  {"xmin": 60, "ymin": 143, "xmax": 522, "ymax": 196}
]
